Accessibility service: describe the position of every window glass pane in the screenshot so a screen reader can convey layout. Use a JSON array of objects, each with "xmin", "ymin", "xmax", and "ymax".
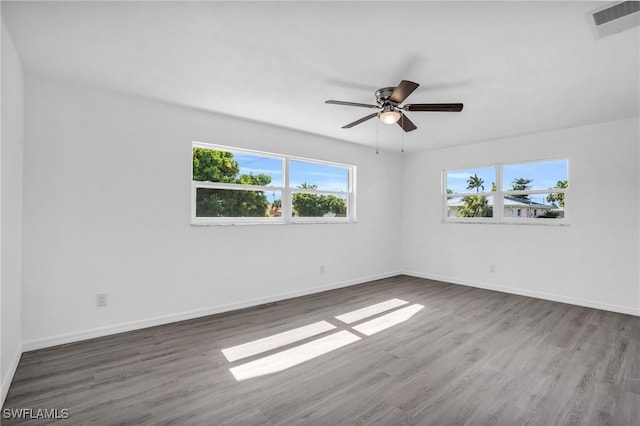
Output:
[
  {"xmin": 289, "ymin": 160, "xmax": 349, "ymax": 192},
  {"xmin": 447, "ymin": 195, "xmax": 494, "ymax": 218},
  {"xmin": 292, "ymin": 192, "xmax": 348, "ymax": 218},
  {"xmin": 502, "ymin": 160, "xmax": 568, "ymax": 192},
  {"xmin": 503, "ymin": 194, "xmax": 564, "ymax": 219},
  {"xmin": 196, "ymin": 188, "xmax": 280, "ymax": 218},
  {"xmin": 445, "ymin": 167, "xmax": 496, "ymax": 194},
  {"xmin": 193, "ymin": 148, "xmax": 282, "ymax": 187}
]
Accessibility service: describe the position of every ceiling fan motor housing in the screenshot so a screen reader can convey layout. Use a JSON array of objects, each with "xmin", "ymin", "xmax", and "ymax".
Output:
[{"xmin": 375, "ymin": 87, "xmax": 398, "ymax": 105}]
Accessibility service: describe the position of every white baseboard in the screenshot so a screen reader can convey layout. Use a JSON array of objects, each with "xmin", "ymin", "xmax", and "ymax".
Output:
[
  {"xmin": 20, "ymin": 269, "xmax": 637, "ymax": 355},
  {"xmin": 1, "ymin": 342, "xmax": 23, "ymax": 407},
  {"xmin": 402, "ymin": 270, "xmax": 640, "ymax": 317},
  {"xmin": 22, "ymin": 271, "xmax": 401, "ymax": 352}
]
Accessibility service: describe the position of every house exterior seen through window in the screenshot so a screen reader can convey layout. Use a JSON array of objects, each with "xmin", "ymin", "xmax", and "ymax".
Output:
[{"xmin": 444, "ymin": 159, "xmax": 568, "ymax": 224}]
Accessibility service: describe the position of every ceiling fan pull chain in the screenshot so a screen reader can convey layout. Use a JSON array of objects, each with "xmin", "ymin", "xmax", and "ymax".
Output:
[
  {"xmin": 401, "ymin": 116, "xmax": 405, "ymax": 153},
  {"xmin": 376, "ymin": 118, "xmax": 380, "ymax": 155}
]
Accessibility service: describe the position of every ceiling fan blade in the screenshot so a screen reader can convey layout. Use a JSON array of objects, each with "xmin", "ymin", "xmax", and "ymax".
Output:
[
  {"xmin": 397, "ymin": 114, "xmax": 417, "ymax": 132},
  {"xmin": 325, "ymin": 100, "xmax": 379, "ymax": 109},
  {"xmin": 390, "ymin": 80, "xmax": 419, "ymax": 104},
  {"xmin": 404, "ymin": 103, "xmax": 464, "ymax": 112},
  {"xmin": 342, "ymin": 113, "xmax": 378, "ymax": 129}
]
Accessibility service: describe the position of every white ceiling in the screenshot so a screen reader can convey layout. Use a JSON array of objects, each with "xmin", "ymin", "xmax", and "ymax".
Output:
[{"xmin": 2, "ymin": 1, "xmax": 639, "ymax": 152}]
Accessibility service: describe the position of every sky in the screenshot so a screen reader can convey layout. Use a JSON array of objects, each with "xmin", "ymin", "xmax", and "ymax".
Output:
[
  {"xmin": 234, "ymin": 153, "xmax": 349, "ymax": 193},
  {"xmin": 212, "ymin": 150, "xmax": 565, "ymax": 206},
  {"xmin": 446, "ymin": 159, "xmax": 568, "ymax": 194}
]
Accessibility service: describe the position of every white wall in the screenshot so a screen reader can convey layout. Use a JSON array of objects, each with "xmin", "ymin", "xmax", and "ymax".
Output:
[
  {"xmin": 402, "ymin": 117, "xmax": 640, "ymax": 315},
  {"xmin": 1, "ymin": 21, "xmax": 24, "ymax": 403},
  {"xmin": 14, "ymin": 68, "xmax": 640, "ymax": 357},
  {"xmin": 21, "ymin": 76, "xmax": 403, "ymax": 349}
]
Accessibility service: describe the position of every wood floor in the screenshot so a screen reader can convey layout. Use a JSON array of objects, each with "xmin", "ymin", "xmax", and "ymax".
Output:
[{"xmin": 3, "ymin": 276, "xmax": 639, "ymax": 425}]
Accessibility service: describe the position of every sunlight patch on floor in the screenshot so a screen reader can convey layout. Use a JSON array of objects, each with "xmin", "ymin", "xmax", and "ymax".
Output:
[
  {"xmin": 352, "ymin": 304, "xmax": 425, "ymax": 336},
  {"xmin": 334, "ymin": 298, "xmax": 409, "ymax": 324},
  {"xmin": 229, "ymin": 330, "xmax": 361, "ymax": 381},
  {"xmin": 222, "ymin": 320, "xmax": 336, "ymax": 362},
  {"xmin": 224, "ymin": 298, "xmax": 424, "ymax": 381}
]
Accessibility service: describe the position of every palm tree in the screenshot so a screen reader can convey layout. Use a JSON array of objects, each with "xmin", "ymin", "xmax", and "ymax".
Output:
[
  {"xmin": 299, "ymin": 182, "xmax": 317, "ymax": 190},
  {"xmin": 458, "ymin": 195, "xmax": 492, "ymax": 217},
  {"xmin": 546, "ymin": 180, "xmax": 568, "ymax": 207},
  {"xmin": 466, "ymin": 174, "xmax": 485, "ymax": 192}
]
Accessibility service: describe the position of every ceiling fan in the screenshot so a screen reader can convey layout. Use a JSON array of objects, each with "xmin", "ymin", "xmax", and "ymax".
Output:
[{"xmin": 325, "ymin": 80, "xmax": 463, "ymax": 132}]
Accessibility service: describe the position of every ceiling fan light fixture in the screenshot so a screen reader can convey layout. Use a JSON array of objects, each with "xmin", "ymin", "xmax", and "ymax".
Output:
[{"xmin": 379, "ymin": 109, "xmax": 401, "ymax": 124}]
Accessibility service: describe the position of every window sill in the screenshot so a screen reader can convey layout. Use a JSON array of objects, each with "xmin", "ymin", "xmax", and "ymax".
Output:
[
  {"xmin": 191, "ymin": 219, "xmax": 357, "ymax": 226},
  {"xmin": 442, "ymin": 219, "xmax": 569, "ymax": 226}
]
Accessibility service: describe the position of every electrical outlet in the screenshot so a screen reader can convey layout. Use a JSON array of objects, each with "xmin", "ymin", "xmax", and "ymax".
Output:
[
  {"xmin": 96, "ymin": 293, "xmax": 107, "ymax": 307},
  {"xmin": 490, "ymin": 264, "xmax": 496, "ymax": 273}
]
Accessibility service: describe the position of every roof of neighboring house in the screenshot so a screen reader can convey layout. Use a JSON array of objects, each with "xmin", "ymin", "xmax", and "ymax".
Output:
[{"xmin": 447, "ymin": 195, "xmax": 554, "ymax": 209}]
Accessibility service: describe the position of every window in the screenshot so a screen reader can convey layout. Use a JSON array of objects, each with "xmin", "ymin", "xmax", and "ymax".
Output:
[
  {"xmin": 445, "ymin": 166, "xmax": 496, "ymax": 220},
  {"xmin": 289, "ymin": 160, "xmax": 350, "ymax": 220},
  {"xmin": 444, "ymin": 159, "xmax": 568, "ymax": 224},
  {"xmin": 192, "ymin": 142, "xmax": 355, "ymax": 224}
]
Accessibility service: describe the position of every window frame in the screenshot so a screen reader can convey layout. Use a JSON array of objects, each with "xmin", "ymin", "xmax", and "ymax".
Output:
[
  {"xmin": 191, "ymin": 142, "xmax": 356, "ymax": 225},
  {"xmin": 443, "ymin": 158, "xmax": 569, "ymax": 226}
]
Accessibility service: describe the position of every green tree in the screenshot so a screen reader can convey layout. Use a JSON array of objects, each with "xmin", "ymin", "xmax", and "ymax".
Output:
[
  {"xmin": 546, "ymin": 180, "xmax": 568, "ymax": 207},
  {"xmin": 196, "ymin": 185, "xmax": 270, "ymax": 217},
  {"xmin": 466, "ymin": 174, "xmax": 485, "ymax": 192},
  {"xmin": 292, "ymin": 183, "xmax": 347, "ymax": 217},
  {"xmin": 192, "ymin": 148, "xmax": 239, "ymax": 183},
  {"xmin": 457, "ymin": 174, "xmax": 491, "ymax": 218},
  {"xmin": 457, "ymin": 195, "xmax": 492, "ymax": 218},
  {"xmin": 193, "ymin": 148, "xmax": 272, "ymax": 217},
  {"xmin": 511, "ymin": 178, "xmax": 533, "ymax": 200}
]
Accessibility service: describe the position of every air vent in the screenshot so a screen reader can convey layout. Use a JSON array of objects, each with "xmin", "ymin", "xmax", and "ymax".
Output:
[{"xmin": 591, "ymin": 1, "xmax": 640, "ymax": 38}]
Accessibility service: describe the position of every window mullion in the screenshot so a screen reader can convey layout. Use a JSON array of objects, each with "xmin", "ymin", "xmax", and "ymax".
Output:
[
  {"xmin": 292, "ymin": 188, "xmax": 349, "ymax": 196},
  {"xmin": 504, "ymin": 189, "xmax": 567, "ymax": 196},
  {"xmin": 195, "ymin": 181, "xmax": 278, "ymax": 192},
  {"xmin": 282, "ymin": 157, "xmax": 292, "ymax": 222},
  {"xmin": 495, "ymin": 164, "xmax": 503, "ymax": 223},
  {"xmin": 349, "ymin": 166, "xmax": 356, "ymax": 221}
]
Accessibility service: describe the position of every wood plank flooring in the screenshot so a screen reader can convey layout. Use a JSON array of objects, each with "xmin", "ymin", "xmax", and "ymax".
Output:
[{"xmin": 3, "ymin": 276, "xmax": 639, "ymax": 425}]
